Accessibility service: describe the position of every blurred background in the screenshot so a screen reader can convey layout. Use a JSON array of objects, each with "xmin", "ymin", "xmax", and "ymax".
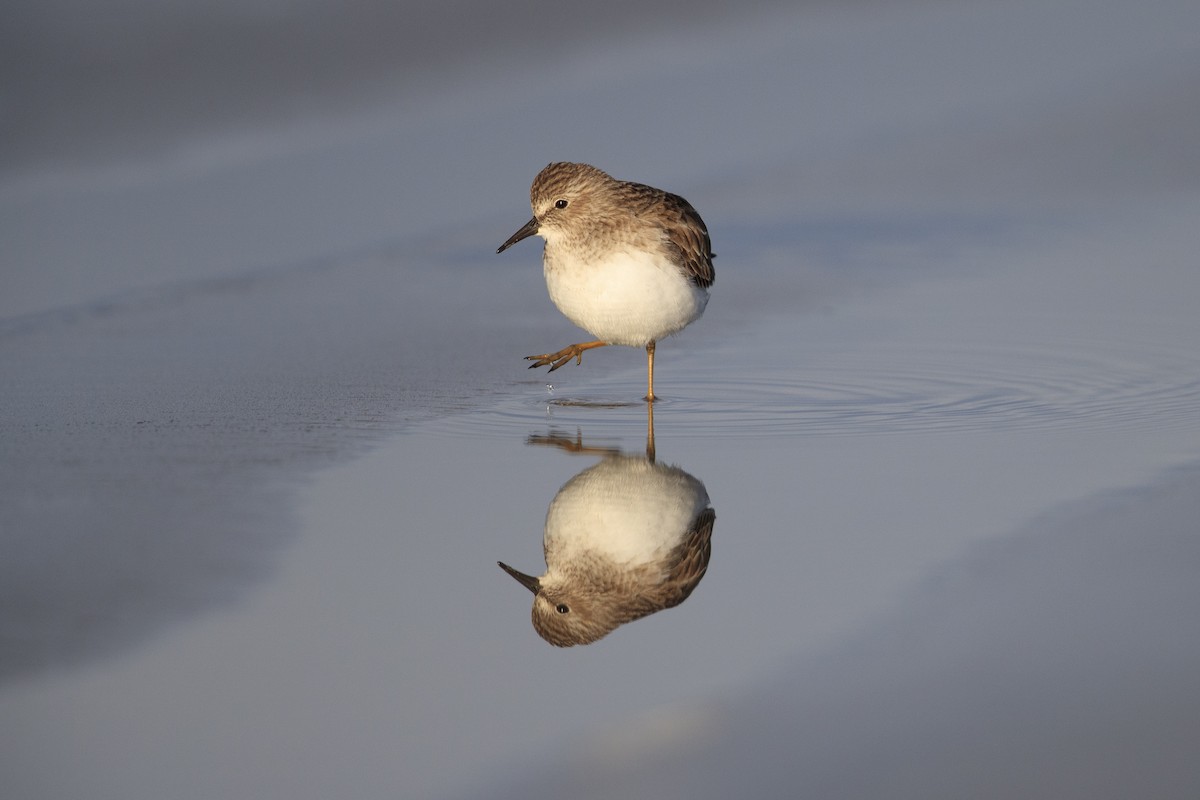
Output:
[{"xmin": 7, "ymin": 0, "xmax": 1195, "ymax": 319}]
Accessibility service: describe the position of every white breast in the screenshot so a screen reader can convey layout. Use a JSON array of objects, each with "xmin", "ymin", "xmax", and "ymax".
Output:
[{"xmin": 543, "ymin": 246, "xmax": 709, "ymax": 346}]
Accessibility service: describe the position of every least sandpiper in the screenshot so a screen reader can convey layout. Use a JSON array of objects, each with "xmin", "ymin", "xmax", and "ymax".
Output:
[{"xmin": 497, "ymin": 162, "xmax": 715, "ymax": 402}]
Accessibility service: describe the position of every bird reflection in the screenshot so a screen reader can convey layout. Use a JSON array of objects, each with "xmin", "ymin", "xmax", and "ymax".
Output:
[{"xmin": 499, "ymin": 406, "xmax": 715, "ymax": 646}]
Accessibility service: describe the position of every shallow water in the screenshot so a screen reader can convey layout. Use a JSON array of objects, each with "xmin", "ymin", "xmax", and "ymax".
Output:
[
  {"xmin": 5, "ymin": 1, "xmax": 1200, "ymax": 797},
  {"xmin": 7, "ymin": 196, "xmax": 1198, "ymax": 798}
]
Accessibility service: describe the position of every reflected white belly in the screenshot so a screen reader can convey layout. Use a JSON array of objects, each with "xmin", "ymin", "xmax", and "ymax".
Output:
[
  {"xmin": 544, "ymin": 248, "xmax": 708, "ymax": 346},
  {"xmin": 544, "ymin": 456, "xmax": 710, "ymax": 566}
]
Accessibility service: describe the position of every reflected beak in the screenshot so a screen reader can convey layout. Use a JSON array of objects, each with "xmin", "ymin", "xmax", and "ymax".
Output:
[
  {"xmin": 496, "ymin": 218, "xmax": 539, "ymax": 253},
  {"xmin": 498, "ymin": 561, "xmax": 541, "ymax": 594}
]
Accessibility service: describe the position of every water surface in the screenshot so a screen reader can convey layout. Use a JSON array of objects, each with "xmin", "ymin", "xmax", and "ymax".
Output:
[{"xmin": 3, "ymin": 1, "xmax": 1200, "ymax": 798}]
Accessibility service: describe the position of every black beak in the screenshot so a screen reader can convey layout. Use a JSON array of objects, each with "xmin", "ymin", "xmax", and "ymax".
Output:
[
  {"xmin": 497, "ymin": 218, "xmax": 539, "ymax": 254},
  {"xmin": 498, "ymin": 561, "xmax": 541, "ymax": 594}
]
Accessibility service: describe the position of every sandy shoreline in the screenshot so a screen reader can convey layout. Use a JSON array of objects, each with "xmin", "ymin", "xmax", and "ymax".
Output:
[{"xmin": 0, "ymin": 248, "xmax": 548, "ymax": 680}]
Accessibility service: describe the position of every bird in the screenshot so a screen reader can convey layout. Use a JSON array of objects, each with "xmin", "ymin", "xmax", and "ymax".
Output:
[
  {"xmin": 497, "ymin": 162, "xmax": 715, "ymax": 402},
  {"xmin": 498, "ymin": 417, "xmax": 715, "ymax": 647}
]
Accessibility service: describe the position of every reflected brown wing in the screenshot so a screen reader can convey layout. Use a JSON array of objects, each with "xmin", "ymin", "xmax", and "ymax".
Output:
[{"xmin": 660, "ymin": 506, "xmax": 716, "ymax": 608}]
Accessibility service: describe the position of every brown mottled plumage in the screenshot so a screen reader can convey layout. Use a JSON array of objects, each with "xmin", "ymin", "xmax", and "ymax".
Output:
[{"xmin": 498, "ymin": 162, "xmax": 715, "ymax": 401}]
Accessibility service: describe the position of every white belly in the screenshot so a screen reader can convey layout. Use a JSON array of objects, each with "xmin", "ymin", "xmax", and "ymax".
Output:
[{"xmin": 543, "ymin": 248, "xmax": 709, "ymax": 346}]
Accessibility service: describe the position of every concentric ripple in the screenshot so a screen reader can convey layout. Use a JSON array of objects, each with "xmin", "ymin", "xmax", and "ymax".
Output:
[{"xmin": 428, "ymin": 329, "xmax": 1200, "ymax": 441}]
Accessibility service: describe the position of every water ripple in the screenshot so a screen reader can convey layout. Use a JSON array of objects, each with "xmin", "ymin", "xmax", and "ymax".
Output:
[{"xmin": 429, "ymin": 334, "xmax": 1200, "ymax": 440}]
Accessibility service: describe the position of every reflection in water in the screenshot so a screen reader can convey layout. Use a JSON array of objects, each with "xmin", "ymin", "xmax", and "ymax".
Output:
[{"xmin": 498, "ymin": 408, "xmax": 715, "ymax": 646}]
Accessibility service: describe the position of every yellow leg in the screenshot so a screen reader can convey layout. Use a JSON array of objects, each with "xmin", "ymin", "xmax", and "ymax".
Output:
[
  {"xmin": 525, "ymin": 340, "xmax": 608, "ymax": 372},
  {"xmin": 645, "ymin": 400, "xmax": 656, "ymax": 462},
  {"xmin": 644, "ymin": 341, "xmax": 657, "ymax": 403}
]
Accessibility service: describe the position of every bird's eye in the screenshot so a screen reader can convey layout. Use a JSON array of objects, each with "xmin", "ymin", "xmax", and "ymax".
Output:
[
  {"xmin": 554, "ymin": 199, "xmax": 568, "ymax": 209},
  {"xmin": 555, "ymin": 603, "xmax": 569, "ymax": 614}
]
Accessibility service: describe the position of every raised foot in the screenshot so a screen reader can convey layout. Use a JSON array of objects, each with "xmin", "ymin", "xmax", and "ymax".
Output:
[{"xmin": 525, "ymin": 341, "xmax": 607, "ymax": 372}]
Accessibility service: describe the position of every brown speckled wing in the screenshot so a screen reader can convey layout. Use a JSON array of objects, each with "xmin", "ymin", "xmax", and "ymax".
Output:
[
  {"xmin": 661, "ymin": 192, "xmax": 716, "ymax": 290},
  {"xmin": 623, "ymin": 182, "xmax": 716, "ymax": 290}
]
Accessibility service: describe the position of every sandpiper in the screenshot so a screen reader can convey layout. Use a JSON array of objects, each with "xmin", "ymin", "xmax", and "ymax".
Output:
[{"xmin": 497, "ymin": 162, "xmax": 715, "ymax": 402}]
